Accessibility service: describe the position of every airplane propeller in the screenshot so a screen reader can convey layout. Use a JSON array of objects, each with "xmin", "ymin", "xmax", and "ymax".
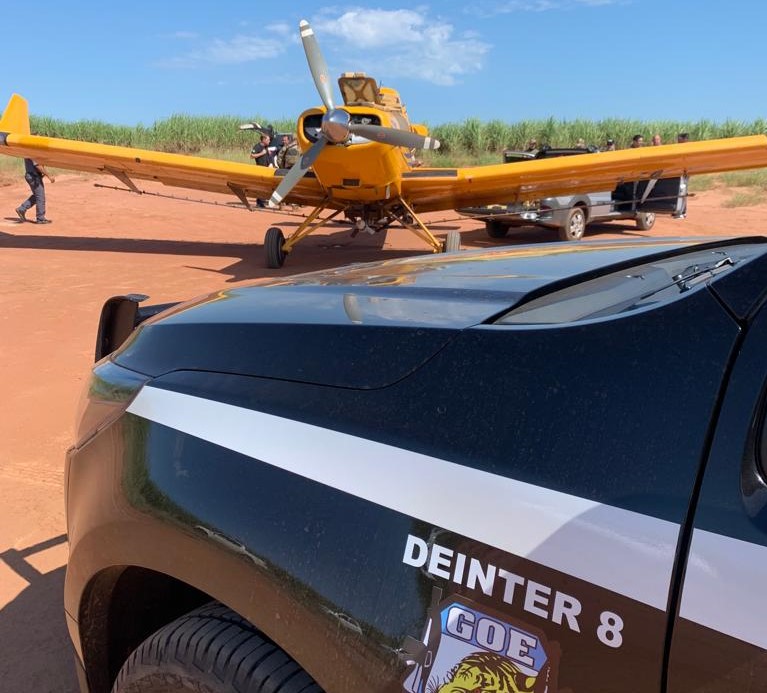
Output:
[
  {"xmin": 301, "ymin": 20, "xmax": 336, "ymax": 111},
  {"xmin": 269, "ymin": 19, "xmax": 440, "ymax": 207}
]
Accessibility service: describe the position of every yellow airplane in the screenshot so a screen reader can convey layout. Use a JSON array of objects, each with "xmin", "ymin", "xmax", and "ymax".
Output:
[{"xmin": 2, "ymin": 19, "xmax": 767, "ymax": 268}]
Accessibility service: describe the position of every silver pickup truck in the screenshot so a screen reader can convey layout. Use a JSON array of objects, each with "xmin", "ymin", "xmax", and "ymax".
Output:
[{"xmin": 459, "ymin": 147, "xmax": 688, "ymax": 241}]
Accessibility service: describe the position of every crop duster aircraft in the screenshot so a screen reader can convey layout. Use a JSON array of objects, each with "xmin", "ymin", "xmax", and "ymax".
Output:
[{"xmin": 2, "ymin": 20, "xmax": 767, "ymax": 268}]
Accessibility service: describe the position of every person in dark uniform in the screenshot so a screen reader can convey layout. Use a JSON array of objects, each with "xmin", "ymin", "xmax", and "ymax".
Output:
[
  {"xmin": 275, "ymin": 134, "xmax": 300, "ymax": 169},
  {"xmin": 16, "ymin": 158, "xmax": 55, "ymax": 223},
  {"xmin": 250, "ymin": 134, "xmax": 272, "ymax": 208}
]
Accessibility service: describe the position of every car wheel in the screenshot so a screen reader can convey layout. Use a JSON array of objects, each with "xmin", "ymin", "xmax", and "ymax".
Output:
[
  {"xmin": 443, "ymin": 230, "xmax": 461, "ymax": 253},
  {"xmin": 636, "ymin": 212, "xmax": 656, "ymax": 230},
  {"xmin": 265, "ymin": 227, "xmax": 286, "ymax": 268},
  {"xmin": 558, "ymin": 207, "xmax": 586, "ymax": 241},
  {"xmin": 486, "ymin": 220, "xmax": 509, "ymax": 239},
  {"xmin": 111, "ymin": 602, "xmax": 321, "ymax": 693}
]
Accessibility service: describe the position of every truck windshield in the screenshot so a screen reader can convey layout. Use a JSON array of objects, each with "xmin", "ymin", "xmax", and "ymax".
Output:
[{"xmin": 496, "ymin": 241, "xmax": 766, "ymax": 325}]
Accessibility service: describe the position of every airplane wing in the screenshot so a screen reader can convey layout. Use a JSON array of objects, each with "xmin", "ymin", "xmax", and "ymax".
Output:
[
  {"xmin": 402, "ymin": 136, "xmax": 767, "ymax": 213},
  {"xmin": 4, "ymin": 93, "xmax": 767, "ymax": 216},
  {"xmin": 0, "ymin": 94, "xmax": 327, "ymax": 208}
]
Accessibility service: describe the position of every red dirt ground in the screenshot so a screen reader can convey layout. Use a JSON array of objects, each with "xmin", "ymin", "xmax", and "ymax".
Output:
[{"xmin": 1, "ymin": 173, "xmax": 766, "ymax": 691}]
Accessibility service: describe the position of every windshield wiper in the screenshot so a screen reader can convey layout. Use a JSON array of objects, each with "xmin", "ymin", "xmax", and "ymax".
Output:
[{"xmin": 672, "ymin": 256, "xmax": 735, "ymax": 291}]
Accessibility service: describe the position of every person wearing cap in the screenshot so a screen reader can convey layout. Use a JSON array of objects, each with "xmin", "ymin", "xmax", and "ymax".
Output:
[
  {"xmin": 524, "ymin": 138, "xmax": 538, "ymax": 152},
  {"xmin": 604, "ymin": 138, "xmax": 616, "ymax": 151}
]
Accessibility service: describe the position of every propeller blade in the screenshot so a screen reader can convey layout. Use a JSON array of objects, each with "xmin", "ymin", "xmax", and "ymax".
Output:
[
  {"xmin": 348, "ymin": 123, "xmax": 440, "ymax": 150},
  {"xmin": 269, "ymin": 136, "xmax": 328, "ymax": 206},
  {"xmin": 299, "ymin": 20, "xmax": 336, "ymax": 111}
]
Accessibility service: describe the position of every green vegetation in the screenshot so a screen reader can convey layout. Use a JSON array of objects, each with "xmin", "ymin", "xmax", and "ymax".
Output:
[
  {"xmin": 420, "ymin": 151, "xmax": 500, "ymax": 168},
  {"xmin": 720, "ymin": 169, "xmax": 767, "ymax": 189},
  {"xmin": 427, "ymin": 116, "xmax": 767, "ymax": 154},
  {"xmin": 29, "ymin": 113, "xmax": 296, "ymax": 153},
  {"xmin": 688, "ymin": 175, "xmax": 718, "ymax": 192},
  {"xmin": 723, "ymin": 190, "xmax": 766, "ymax": 208},
  {"xmin": 686, "ymin": 169, "xmax": 767, "ymax": 195},
  {"xmin": 26, "ymin": 113, "xmax": 767, "ymax": 155}
]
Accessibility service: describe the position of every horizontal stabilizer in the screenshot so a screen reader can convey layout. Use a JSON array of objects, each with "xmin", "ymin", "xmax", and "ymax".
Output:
[{"xmin": 0, "ymin": 94, "xmax": 30, "ymax": 136}]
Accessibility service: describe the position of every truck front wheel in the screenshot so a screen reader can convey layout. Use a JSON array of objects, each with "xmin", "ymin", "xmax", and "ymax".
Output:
[
  {"xmin": 636, "ymin": 212, "xmax": 656, "ymax": 230},
  {"xmin": 111, "ymin": 602, "xmax": 321, "ymax": 693},
  {"xmin": 558, "ymin": 207, "xmax": 586, "ymax": 241}
]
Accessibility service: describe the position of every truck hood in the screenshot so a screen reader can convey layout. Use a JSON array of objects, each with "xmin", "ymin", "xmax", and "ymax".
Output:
[{"xmin": 113, "ymin": 239, "xmax": 721, "ymax": 388}]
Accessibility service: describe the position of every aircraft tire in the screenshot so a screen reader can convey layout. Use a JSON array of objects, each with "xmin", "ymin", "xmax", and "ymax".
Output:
[
  {"xmin": 636, "ymin": 212, "xmax": 656, "ymax": 230},
  {"xmin": 486, "ymin": 220, "xmax": 509, "ymax": 239},
  {"xmin": 558, "ymin": 207, "xmax": 586, "ymax": 242},
  {"xmin": 265, "ymin": 227, "xmax": 286, "ymax": 268},
  {"xmin": 111, "ymin": 602, "xmax": 322, "ymax": 693},
  {"xmin": 443, "ymin": 230, "xmax": 461, "ymax": 253}
]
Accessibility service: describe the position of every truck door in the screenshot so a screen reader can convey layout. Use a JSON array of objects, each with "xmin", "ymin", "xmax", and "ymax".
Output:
[
  {"xmin": 667, "ymin": 252, "xmax": 767, "ymax": 690},
  {"xmin": 587, "ymin": 189, "xmax": 613, "ymax": 218},
  {"xmin": 613, "ymin": 176, "xmax": 687, "ymax": 216}
]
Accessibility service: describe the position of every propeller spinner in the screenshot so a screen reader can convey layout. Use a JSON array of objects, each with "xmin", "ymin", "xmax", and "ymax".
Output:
[{"xmin": 269, "ymin": 20, "xmax": 440, "ymax": 207}]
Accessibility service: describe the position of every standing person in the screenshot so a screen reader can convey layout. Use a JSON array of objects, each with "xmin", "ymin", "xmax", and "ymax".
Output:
[
  {"xmin": 250, "ymin": 134, "xmax": 272, "ymax": 208},
  {"xmin": 275, "ymin": 134, "xmax": 300, "ymax": 169},
  {"xmin": 250, "ymin": 134, "xmax": 272, "ymax": 166},
  {"xmin": 651, "ymin": 133, "xmax": 662, "ymax": 146},
  {"xmin": 16, "ymin": 158, "xmax": 55, "ymax": 224},
  {"xmin": 630, "ymin": 134, "xmax": 644, "ymax": 148}
]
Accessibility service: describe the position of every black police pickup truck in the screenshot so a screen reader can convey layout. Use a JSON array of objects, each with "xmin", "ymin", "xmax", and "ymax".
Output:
[{"xmin": 66, "ymin": 236, "xmax": 767, "ymax": 693}]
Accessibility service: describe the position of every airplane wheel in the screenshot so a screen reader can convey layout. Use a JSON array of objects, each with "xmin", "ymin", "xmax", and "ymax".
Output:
[
  {"xmin": 265, "ymin": 227, "xmax": 286, "ymax": 268},
  {"xmin": 443, "ymin": 230, "xmax": 461, "ymax": 253}
]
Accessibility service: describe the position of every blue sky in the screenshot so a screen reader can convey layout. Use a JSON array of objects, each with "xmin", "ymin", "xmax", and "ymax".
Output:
[{"xmin": 3, "ymin": 1, "xmax": 765, "ymax": 127}]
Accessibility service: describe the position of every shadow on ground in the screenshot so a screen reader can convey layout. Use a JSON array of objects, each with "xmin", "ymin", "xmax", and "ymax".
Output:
[
  {"xmin": 0, "ymin": 534, "xmax": 78, "ymax": 692},
  {"xmin": 0, "ymin": 218, "xmax": 640, "ymax": 283},
  {"xmin": 456, "ymin": 220, "xmax": 647, "ymax": 249},
  {"xmin": 0, "ymin": 226, "xmax": 439, "ymax": 282}
]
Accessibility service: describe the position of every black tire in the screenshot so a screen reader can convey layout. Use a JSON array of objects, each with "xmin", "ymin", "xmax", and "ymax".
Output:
[
  {"xmin": 111, "ymin": 602, "xmax": 322, "ymax": 693},
  {"xmin": 558, "ymin": 207, "xmax": 587, "ymax": 241},
  {"xmin": 486, "ymin": 220, "xmax": 509, "ymax": 239},
  {"xmin": 443, "ymin": 229, "xmax": 461, "ymax": 253},
  {"xmin": 265, "ymin": 227, "xmax": 286, "ymax": 268},
  {"xmin": 636, "ymin": 212, "xmax": 656, "ymax": 230}
]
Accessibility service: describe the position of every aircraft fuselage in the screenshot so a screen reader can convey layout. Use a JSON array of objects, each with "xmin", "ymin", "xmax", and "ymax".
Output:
[{"xmin": 296, "ymin": 107, "xmax": 414, "ymax": 204}]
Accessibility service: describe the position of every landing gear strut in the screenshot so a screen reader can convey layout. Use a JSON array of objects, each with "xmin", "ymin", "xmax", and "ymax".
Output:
[{"xmin": 262, "ymin": 197, "xmax": 461, "ymax": 268}]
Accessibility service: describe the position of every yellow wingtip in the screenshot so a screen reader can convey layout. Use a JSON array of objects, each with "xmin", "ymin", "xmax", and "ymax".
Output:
[{"xmin": 0, "ymin": 94, "xmax": 30, "ymax": 136}]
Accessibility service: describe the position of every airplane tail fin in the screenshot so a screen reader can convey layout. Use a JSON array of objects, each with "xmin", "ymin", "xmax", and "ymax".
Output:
[{"xmin": 0, "ymin": 94, "xmax": 31, "ymax": 136}]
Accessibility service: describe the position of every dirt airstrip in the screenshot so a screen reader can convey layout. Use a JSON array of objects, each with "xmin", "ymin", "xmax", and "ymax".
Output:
[{"xmin": 1, "ymin": 173, "xmax": 766, "ymax": 692}]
